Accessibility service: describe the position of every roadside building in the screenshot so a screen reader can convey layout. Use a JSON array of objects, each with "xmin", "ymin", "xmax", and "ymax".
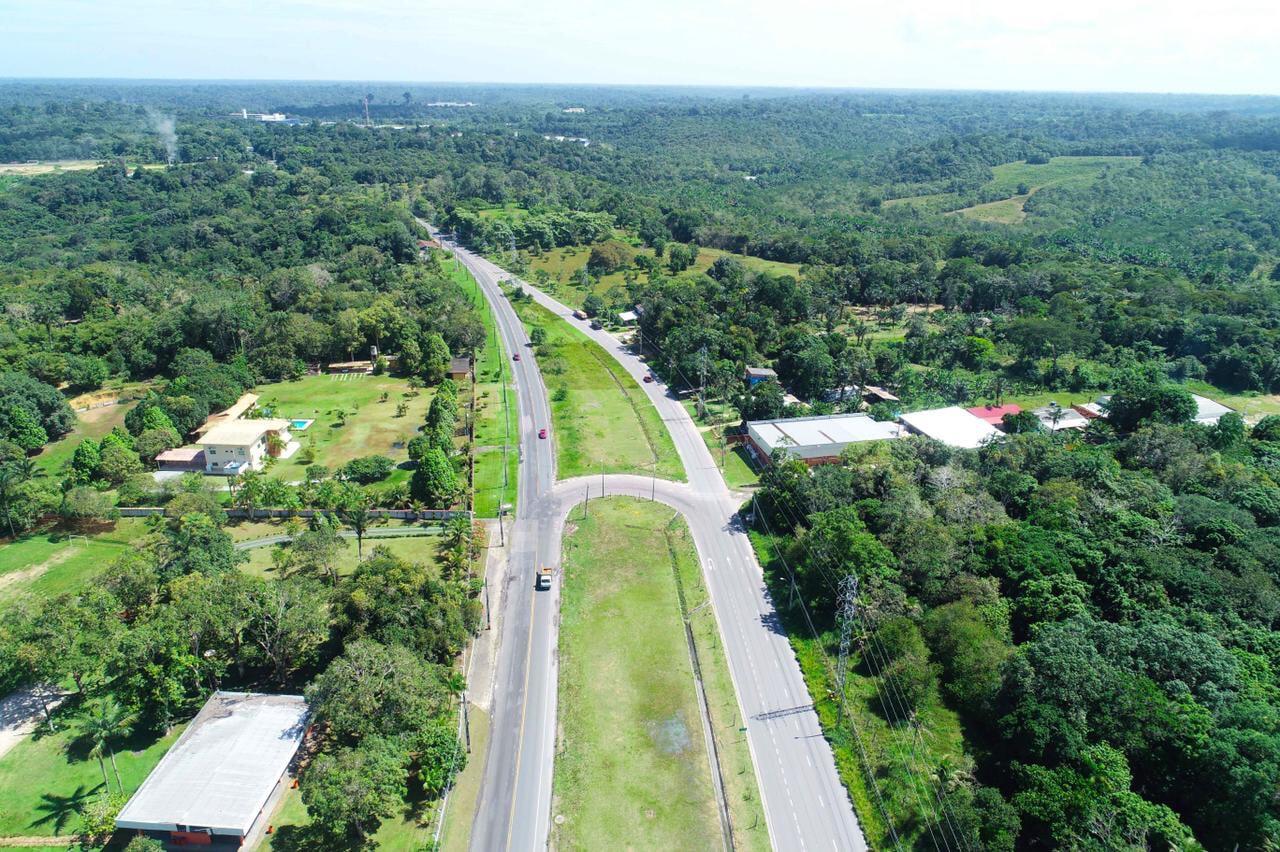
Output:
[
  {"xmin": 447, "ymin": 355, "xmax": 473, "ymax": 381},
  {"xmin": 192, "ymin": 393, "xmax": 260, "ymax": 439},
  {"xmin": 617, "ymin": 309, "xmax": 639, "ymax": 325},
  {"xmin": 899, "ymin": 406, "xmax": 1001, "ymax": 449},
  {"xmin": 966, "ymin": 404, "xmax": 1022, "ymax": 429},
  {"xmin": 154, "ymin": 447, "xmax": 206, "ymax": 472},
  {"xmin": 116, "ymin": 692, "xmax": 308, "ymax": 850},
  {"xmin": 744, "ymin": 366, "xmax": 778, "ymax": 387},
  {"xmin": 861, "ymin": 385, "xmax": 900, "ymax": 405},
  {"xmin": 745, "ymin": 412, "xmax": 901, "ymax": 465},
  {"xmin": 196, "ymin": 419, "xmax": 294, "ymax": 475}
]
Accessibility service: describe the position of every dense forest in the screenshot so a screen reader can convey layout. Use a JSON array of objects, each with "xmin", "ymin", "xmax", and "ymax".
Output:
[{"xmin": 2, "ymin": 80, "xmax": 1280, "ymax": 848}]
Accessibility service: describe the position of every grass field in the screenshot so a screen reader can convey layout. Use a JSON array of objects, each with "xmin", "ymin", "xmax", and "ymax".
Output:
[
  {"xmin": 438, "ymin": 704, "xmax": 490, "ymax": 852},
  {"xmin": 35, "ymin": 402, "xmax": 135, "ymax": 477},
  {"xmin": 0, "ymin": 713, "xmax": 183, "ymax": 839},
  {"xmin": 0, "ymin": 520, "xmax": 148, "ymax": 607},
  {"xmin": 554, "ymin": 498, "xmax": 763, "ymax": 849},
  {"xmin": 445, "ymin": 259, "xmax": 518, "ymax": 517},
  {"xmin": 527, "ymin": 240, "xmax": 802, "ymax": 309},
  {"xmin": 240, "ymin": 532, "xmax": 442, "ymax": 579},
  {"xmin": 512, "ymin": 300, "xmax": 683, "ymax": 481},
  {"xmin": 884, "ymin": 156, "xmax": 1140, "ymax": 224},
  {"xmin": 750, "ymin": 533, "xmax": 967, "ymax": 849},
  {"xmin": 253, "ymin": 373, "xmax": 432, "ymax": 484}
]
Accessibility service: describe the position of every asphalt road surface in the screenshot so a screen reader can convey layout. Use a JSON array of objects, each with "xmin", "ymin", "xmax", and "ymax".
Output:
[{"xmin": 437, "ymin": 230, "xmax": 867, "ymax": 852}]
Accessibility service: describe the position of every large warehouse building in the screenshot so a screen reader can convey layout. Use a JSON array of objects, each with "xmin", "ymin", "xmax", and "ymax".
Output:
[
  {"xmin": 745, "ymin": 412, "xmax": 901, "ymax": 465},
  {"xmin": 116, "ymin": 692, "xmax": 308, "ymax": 849}
]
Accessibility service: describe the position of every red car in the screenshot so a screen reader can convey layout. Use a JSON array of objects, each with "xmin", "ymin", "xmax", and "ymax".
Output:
[
  {"xmin": 513, "ymin": 353, "xmax": 521, "ymax": 361},
  {"xmin": 643, "ymin": 374, "xmax": 654, "ymax": 383},
  {"xmin": 538, "ymin": 428, "xmax": 547, "ymax": 439}
]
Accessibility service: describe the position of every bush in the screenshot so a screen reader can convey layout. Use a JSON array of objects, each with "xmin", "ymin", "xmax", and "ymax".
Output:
[{"xmin": 339, "ymin": 455, "xmax": 394, "ymax": 484}]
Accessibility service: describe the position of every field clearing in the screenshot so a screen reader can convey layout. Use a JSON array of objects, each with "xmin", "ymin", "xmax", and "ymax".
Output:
[
  {"xmin": 553, "ymin": 499, "xmax": 735, "ymax": 849},
  {"xmin": 240, "ymin": 532, "xmax": 442, "ymax": 579},
  {"xmin": 35, "ymin": 401, "xmax": 134, "ymax": 477},
  {"xmin": 885, "ymin": 156, "xmax": 1140, "ymax": 223},
  {"xmin": 0, "ymin": 716, "xmax": 183, "ymax": 839},
  {"xmin": 0, "ymin": 520, "xmax": 148, "ymax": 606},
  {"xmin": 0, "ymin": 160, "xmax": 164, "ymax": 176},
  {"xmin": 512, "ymin": 300, "xmax": 683, "ymax": 481},
  {"xmin": 527, "ymin": 240, "xmax": 802, "ymax": 308},
  {"xmin": 252, "ymin": 373, "xmax": 432, "ymax": 483}
]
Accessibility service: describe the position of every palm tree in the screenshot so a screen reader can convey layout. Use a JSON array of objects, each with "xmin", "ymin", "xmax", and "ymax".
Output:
[
  {"xmin": 79, "ymin": 697, "xmax": 135, "ymax": 794},
  {"xmin": 339, "ymin": 492, "xmax": 376, "ymax": 560},
  {"xmin": 443, "ymin": 671, "xmax": 469, "ymax": 752},
  {"xmin": 444, "ymin": 515, "xmax": 472, "ymax": 551}
]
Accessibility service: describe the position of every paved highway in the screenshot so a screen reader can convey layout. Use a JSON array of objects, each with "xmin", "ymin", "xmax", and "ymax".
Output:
[{"xmin": 437, "ymin": 231, "xmax": 867, "ymax": 852}]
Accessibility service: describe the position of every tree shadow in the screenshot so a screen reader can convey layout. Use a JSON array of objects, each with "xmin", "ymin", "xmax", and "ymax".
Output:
[
  {"xmin": 31, "ymin": 783, "xmax": 100, "ymax": 833},
  {"xmin": 269, "ymin": 823, "xmax": 362, "ymax": 852}
]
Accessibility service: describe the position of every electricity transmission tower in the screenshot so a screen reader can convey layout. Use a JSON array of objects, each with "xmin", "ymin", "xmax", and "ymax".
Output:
[{"xmin": 835, "ymin": 574, "xmax": 859, "ymax": 725}]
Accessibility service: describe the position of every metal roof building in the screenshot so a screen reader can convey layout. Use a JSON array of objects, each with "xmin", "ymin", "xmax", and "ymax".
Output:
[
  {"xmin": 116, "ymin": 692, "xmax": 308, "ymax": 847},
  {"xmin": 746, "ymin": 413, "xmax": 901, "ymax": 465},
  {"xmin": 899, "ymin": 406, "xmax": 1002, "ymax": 449}
]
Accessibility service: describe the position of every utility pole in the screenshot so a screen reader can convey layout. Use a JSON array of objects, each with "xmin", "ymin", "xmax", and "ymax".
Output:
[
  {"xmin": 835, "ymin": 574, "xmax": 859, "ymax": 725},
  {"xmin": 650, "ymin": 459, "xmax": 657, "ymax": 501},
  {"xmin": 462, "ymin": 689, "xmax": 471, "ymax": 752},
  {"xmin": 697, "ymin": 345, "xmax": 709, "ymax": 420}
]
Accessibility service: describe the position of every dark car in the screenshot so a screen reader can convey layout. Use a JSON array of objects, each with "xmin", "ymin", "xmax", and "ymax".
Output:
[
  {"xmin": 538, "ymin": 428, "xmax": 547, "ymax": 439},
  {"xmin": 643, "ymin": 374, "xmax": 654, "ymax": 383},
  {"xmin": 513, "ymin": 353, "xmax": 521, "ymax": 361}
]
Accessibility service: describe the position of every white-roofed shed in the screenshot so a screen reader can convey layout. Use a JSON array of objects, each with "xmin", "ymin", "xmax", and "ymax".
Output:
[{"xmin": 899, "ymin": 406, "xmax": 1002, "ymax": 449}]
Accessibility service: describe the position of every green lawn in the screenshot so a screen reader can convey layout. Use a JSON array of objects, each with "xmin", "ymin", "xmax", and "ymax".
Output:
[
  {"xmin": 750, "ymin": 533, "xmax": 968, "ymax": 849},
  {"xmin": 253, "ymin": 374, "xmax": 432, "ymax": 483},
  {"xmin": 680, "ymin": 399, "xmax": 760, "ymax": 490},
  {"xmin": 0, "ymin": 714, "xmax": 183, "ymax": 839},
  {"xmin": 512, "ymin": 300, "xmax": 683, "ymax": 481},
  {"xmin": 240, "ymin": 532, "xmax": 443, "ymax": 580},
  {"xmin": 0, "ymin": 520, "xmax": 149, "ymax": 607},
  {"xmin": 446, "ymin": 260, "xmax": 517, "ymax": 517},
  {"xmin": 35, "ymin": 404, "xmax": 132, "ymax": 478},
  {"xmin": 553, "ymin": 498, "xmax": 729, "ymax": 850}
]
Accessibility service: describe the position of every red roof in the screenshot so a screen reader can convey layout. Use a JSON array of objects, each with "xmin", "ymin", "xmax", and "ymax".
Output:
[{"xmin": 966, "ymin": 404, "xmax": 1022, "ymax": 425}]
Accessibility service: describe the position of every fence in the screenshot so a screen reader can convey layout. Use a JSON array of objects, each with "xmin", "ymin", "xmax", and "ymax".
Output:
[{"xmin": 117, "ymin": 507, "xmax": 471, "ymax": 521}]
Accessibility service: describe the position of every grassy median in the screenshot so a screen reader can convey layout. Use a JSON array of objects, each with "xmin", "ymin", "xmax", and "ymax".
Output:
[
  {"xmin": 553, "ymin": 498, "xmax": 764, "ymax": 849},
  {"xmin": 512, "ymin": 300, "xmax": 683, "ymax": 482}
]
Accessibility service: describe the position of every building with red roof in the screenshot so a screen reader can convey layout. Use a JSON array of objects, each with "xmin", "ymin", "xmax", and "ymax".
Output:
[{"xmin": 966, "ymin": 404, "xmax": 1022, "ymax": 428}]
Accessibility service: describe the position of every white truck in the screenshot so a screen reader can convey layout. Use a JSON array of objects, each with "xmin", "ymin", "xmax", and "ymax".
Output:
[{"xmin": 536, "ymin": 565, "xmax": 553, "ymax": 590}]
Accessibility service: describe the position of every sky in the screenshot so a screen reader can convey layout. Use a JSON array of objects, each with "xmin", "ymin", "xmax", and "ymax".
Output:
[{"xmin": 3, "ymin": 0, "xmax": 1279, "ymax": 96}]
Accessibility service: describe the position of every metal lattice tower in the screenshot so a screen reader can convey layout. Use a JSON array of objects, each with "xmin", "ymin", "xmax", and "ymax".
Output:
[{"xmin": 835, "ymin": 573, "xmax": 859, "ymax": 724}]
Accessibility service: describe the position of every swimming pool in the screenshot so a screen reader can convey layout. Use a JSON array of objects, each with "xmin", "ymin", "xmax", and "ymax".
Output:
[{"xmin": 291, "ymin": 419, "xmax": 314, "ymax": 431}]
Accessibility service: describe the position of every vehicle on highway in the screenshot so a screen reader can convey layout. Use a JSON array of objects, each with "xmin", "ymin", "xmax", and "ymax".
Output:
[
  {"xmin": 572, "ymin": 309, "xmax": 589, "ymax": 320},
  {"xmin": 536, "ymin": 565, "xmax": 552, "ymax": 590},
  {"xmin": 538, "ymin": 428, "xmax": 547, "ymax": 439},
  {"xmin": 590, "ymin": 320, "xmax": 603, "ymax": 330},
  {"xmin": 643, "ymin": 374, "xmax": 654, "ymax": 383},
  {"xmin": 513, "ymin": 353, "xmax": 521, "ymax": 361}
]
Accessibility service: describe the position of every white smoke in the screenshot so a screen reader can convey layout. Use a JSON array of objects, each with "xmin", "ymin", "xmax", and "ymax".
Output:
[{"xmin": 145, "ymin": 108, "xmax": 178, "ymax": 164}]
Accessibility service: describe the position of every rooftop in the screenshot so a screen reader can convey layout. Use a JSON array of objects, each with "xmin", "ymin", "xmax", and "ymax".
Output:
[
  {"xmin": 154, "ymin": 447, "xmax": 205, "ymax": 462},
  {"xmin": 899, "ymin": 406, "xmax": 1001, "ymax": 449},
  {"xmin": 748, "ymin": 412, "xmax": 901, "ymax": 454},
  {"xmin": 1191, "ymin": 393, "xmax": 1233, "ymax": 423},
  {"xmin": 966, "ymin": 404, "xmax": 1022, "ymax": 426},
  {"xmin": 116, "ymin": 692, "xmax": 308, "ymax": 836},
  {"xmin": 192, "ymin": 392, "xmax": 260, "ymax": 435},
  {"xmin": 196, "ymin": 418, "xmax": 291, "ymax": 447},
  {"xmin": 745, "ymin": 366, "xmax": 778, "ymax": 378}
]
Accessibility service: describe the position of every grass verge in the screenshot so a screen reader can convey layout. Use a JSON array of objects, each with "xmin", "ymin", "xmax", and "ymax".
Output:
[
  {"xmin": 512, "ymin": 300, "xmax": 682, "ymax": 481},
  {"xmin": 553, "ymin": 498, "xmax": 726, "ymax": 849},
  {"xmin": 438, "ymin": 704, "xmax": 490, "ymax": 852}
]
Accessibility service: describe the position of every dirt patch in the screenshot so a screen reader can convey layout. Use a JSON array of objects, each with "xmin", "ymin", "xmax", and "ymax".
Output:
[
  {"xmin": 0, "ymin": 547, "xmax": 75, "ymax": 594},
  {"xmin": 650, "ymin": 714, "xmax": 692, "ymax": 754}
]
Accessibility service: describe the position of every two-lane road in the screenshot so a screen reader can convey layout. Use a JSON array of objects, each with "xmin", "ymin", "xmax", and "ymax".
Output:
[{"xmin": 438, "ymin": 230, "xmax": 866, "ymax": 852}]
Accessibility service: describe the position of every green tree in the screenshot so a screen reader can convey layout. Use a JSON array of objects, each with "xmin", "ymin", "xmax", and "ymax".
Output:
[
  {"xmin": 78, "ymin": 697, "xmax": 136, "ymax": 794},
  {"xmin": 305, "ymin": 639, "xmax": 450, "ymax": 743},
  {"xmin": 411, "ymin": 448, "xmax": 457, "ymax": 506},
  {"xmin": 302, "ymin": 737, "xmax": 408, "ymax": 842}
]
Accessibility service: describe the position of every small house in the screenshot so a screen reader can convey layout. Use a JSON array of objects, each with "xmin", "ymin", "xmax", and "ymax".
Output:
[
  {"xmin": 447, "ymin": 356, "xmax": 473, "ymax": 381},
  {"xmin": 744, "ymin": 366, "xmax": 778, "ymax": 387}
]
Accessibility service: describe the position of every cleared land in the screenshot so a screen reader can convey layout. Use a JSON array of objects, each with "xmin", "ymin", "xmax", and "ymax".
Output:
[
  {"xmin": 0, "ymin": 160, "xmax": 163, "ymax": 176},
  {"xmin": 240, "ymin": 532, "xmax": 442, "ymax": 579},
  {"xmin": 0, "ymin": 520, "xmax": 148, "ymax": 606},
  {"xmin": 511, "ymin": 300, "xmax": 683, "ymax": 481},
  {"xmin": 526, "ymin": 240, "xmax": 802, "ymax": 309},
  {"xmin": 252, "ymin": 373, "xmax": 433, "ymax": 485},
  {"xmin": 35, "ymin": 400, "xmax": 135, "ymax": 477},
  {"xmin": 884, "ymin": 156, "xmax": 1140, "ymax": 223},
  {"xmin": 553, "ymin": 498, "xmax": 765, "ymax": 850}
]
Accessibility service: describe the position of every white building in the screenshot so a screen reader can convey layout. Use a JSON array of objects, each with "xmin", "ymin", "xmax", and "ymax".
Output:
[
  {"xmin": 1191, "ymin": 394, "xmax": 1234, "ymax": 425},
  {"xmin": 899, "ymin": 406, "xmax": 1001, "ymax": 449},
  {"xmin": 116, "ymin": 692, "xmax": 308, "ymax": 849},
  {"xmin": 746, "ymin": 413, "xmax": 901, "ymax": 465},
  {"xmin": 196, "ymin": 419, "xmax": 294, "ymax": 475}
]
